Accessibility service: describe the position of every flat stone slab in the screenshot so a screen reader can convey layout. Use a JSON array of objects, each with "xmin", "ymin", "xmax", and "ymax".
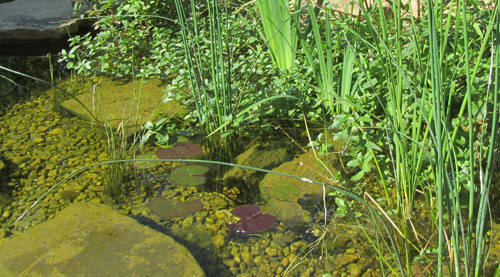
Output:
[
  {"xmin": 0, "ymin": 202, "xmax": 205, "ymax": 276},
  {"xmin": 0, "ymin": 0, "xmax": 86, "ymax": 40},
  {"xmin": 0, "ymin": 0, "xmax": 89, "ymax": 54},
  {"xmin": 61, "ymin": 77, "xmax": 186, "ymax": 136}
]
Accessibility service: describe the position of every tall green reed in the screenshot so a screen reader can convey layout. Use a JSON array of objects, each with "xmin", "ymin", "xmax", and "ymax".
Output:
[
  {"xmin": 256, "ymin": 0, "xmax": 300, "ymax": 70},
  {"xmin": 173, "ymin": 0, "xmax": 296, "ymax": 156},
  {"xmin": 291, "ymin": 0, "xmax": 499, "ymax": 274},
  {"xmin": 173, "ymin": 0, "xmax": 235, "ymax": 154},
  {"xmin": 299, "ymin": 1, "xmax": 336, "ymax": 112},
  {"xmin": 349, "ymin": 0, "xmax": 499, "ymax": 274}
]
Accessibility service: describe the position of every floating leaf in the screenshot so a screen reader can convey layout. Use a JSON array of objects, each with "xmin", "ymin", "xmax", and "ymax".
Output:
[
  {"xmin": 156, "ymin": 142, "xmax": 203, "ymax": 159},
  {"xmin": 132, "ymin": 153, "xmax": 157, "ymax": 169},
  {"xmin": 169, "ymin": 165, "xmax": 209, "ymax": 187},
  {"xmin": 267, "ymin": 182, "xmax": 299, "ymax": 200},
  {"xmin": 226, "ymin": 205, "xmax": 276, "ymax": 234},
  {"xmin": 149, "ymin": 196, "xmax": 202, "ymax": 220}
]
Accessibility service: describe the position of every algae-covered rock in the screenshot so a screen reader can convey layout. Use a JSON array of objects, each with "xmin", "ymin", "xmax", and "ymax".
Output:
[
  {"xmin": 223, "ymin": 141, "xmax": 294, "ymax": 198},
  {"xmin": 0, "ymin": 202, "xmax": 204, "ymax": 276},
  {"xmin": 0, "ymin": 203, "xmax": 204, "ymax": 276},
  {"xmin": 259, "ymin": 148, "xmax": 338, "ymax": 227},
  {"xmin": 61, "ymin": 78, "xmax": 187, "ymax": 136}
]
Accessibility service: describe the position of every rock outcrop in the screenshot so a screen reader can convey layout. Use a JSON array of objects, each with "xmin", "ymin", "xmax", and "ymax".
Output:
[
  {"xmin": 0, "ymin": 202, "xmax": 205, "ymax": 276},
  {"xmin": 0, "ymin": 0, "xmax": 89, "ymax": 55}
]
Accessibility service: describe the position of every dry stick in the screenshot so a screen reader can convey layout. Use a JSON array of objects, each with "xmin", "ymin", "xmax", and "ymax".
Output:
[
  {"xmin": 364, "ymin": 191, "xmax": 405, "ymax": 238},
  {"xmin": 407, "ymin": 214, "xmax": 423, "ymax": 246}
]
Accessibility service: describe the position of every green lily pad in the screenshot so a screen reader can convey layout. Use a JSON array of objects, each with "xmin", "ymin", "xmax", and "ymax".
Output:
[
  {"xmin": 149, "ymin": 196, "xmax": 203, "ymax": 220},
  {"xmin": 169, "ymin": 164, "xmax": 209, "ymax": 187},
  {"xmin": 267, "ymin": 182, "xmax": 300, "ymax": 200},
  {"xmin": 132, "ymin": 153, "xmax": 158, "ymax": 169}
]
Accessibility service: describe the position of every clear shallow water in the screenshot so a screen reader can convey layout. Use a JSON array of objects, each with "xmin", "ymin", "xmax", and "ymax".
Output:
[
  {"xmin": 1, "ymin": 73, "xmax": 499, "ymax": 276},
  {"xmin": 0, "ymin": 76, "xmax": 382, "ymax": 276}
]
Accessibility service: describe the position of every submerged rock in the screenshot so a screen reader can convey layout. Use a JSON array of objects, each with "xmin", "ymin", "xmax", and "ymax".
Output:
[
  {"xmin": 0, "ymin": 202, "xmax": 205, "ymax": 276},
  {"xmin": 260, "ymin": 148, "xmax": 338, "ymax": 227},
  {"xmin": 223, "ymin": 141, "xmax": 294, "ymax": 200},
  {"xmin": 61, "ymin": 77, "xmax": 186, "ymax": 136},
  {"xmin": 156, "ymin": 142, "xmax": 203, "ymax": 159}
]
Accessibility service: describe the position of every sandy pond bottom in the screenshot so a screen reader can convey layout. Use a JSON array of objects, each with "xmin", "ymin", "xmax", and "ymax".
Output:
[{"xmin": 1, "ymin": 86, "xmax": 500, "ymax": 276}]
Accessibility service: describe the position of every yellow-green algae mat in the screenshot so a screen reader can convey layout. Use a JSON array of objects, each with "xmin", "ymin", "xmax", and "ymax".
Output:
[{"xmin": 0, "ymin": 202, "xmax": 204, "ymax": 276}]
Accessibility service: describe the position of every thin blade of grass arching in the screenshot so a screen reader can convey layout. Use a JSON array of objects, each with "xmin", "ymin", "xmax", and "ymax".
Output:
[{"xmin": 256, "ymin": 0, "xmax": 299, "ymax": 70}]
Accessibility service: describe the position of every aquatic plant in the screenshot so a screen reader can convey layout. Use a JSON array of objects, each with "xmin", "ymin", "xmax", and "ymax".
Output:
[
  {"xmin": 256, "ymin": 0, "xmax": 300, "ymax": 70},
  {"xmin": 226, "ymin": 205, "xmax": 276, "ymax": 233},
  {"xmin": 149, "ymin": 196, "xmax": 203, "ymax": 220},
  {"xmin": 168, "ymin": 164, "xmax": 209, "ymax": 187},
  {"xmin": 301, "ymin": 0, "xmax": 500, "ymax": 275},
  {"xmin": 173, "ymin": 0, "xmax": 298, "ymax": 156}
]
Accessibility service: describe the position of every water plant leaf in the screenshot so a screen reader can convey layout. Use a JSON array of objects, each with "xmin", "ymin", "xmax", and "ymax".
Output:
[
  {"xmin": 169, "ymin": 164, "xmax": 209, "ymax": 187},
  {"xmin": 226, "ymin": 205, "xmax": 276, "ymax": 234},
  {"xmin": 149, "ymin": 196, "xmax": 202, "ymax": 220},
  {"xmin": 266, "ymin": 182, "xmax": 299, "ymax": 200},
  {"xmin": 132, "ymin": 153, "xmax": 157, "ymax": 169},
  {"xmin": 156, "ymin": 142, "xmax": 203, "ymax": 159}
]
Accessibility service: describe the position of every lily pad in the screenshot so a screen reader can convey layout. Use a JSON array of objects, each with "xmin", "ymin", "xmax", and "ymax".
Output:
[
  {"xmin": 226, "ymin": 205, "xmax": 276, "ymax": 234},
  {"xmin": 132, "ymin": 153, "xmax": 158, "ymax": 169},
  {"xmin": 266, "ymin": 182, "xmax": 299, "ymax": 200},
  {"xmin": 169, "ymin": 164, "xmax": 209, "ymax": 187},
  {"xmin": 149, "ymin": 196, "xmax": 203, "ymax": 220},
  {"xmin": 156, "ymin": 142, "xmax": 203, "ymax": 159}
]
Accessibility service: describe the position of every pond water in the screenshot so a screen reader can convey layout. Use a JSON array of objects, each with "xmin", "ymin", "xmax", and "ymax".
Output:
[{"xmin": 1, "ymin": 58, "xmax": 500, "ymax": 276}]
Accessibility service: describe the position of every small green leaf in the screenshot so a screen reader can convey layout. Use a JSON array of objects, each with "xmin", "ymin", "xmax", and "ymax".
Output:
[{"xmin": 351, "ymin": 170, "xmax": 365, "ymax": 181}]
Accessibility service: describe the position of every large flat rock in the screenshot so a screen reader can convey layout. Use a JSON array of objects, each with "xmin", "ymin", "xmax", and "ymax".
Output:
[
  {"xmin": 61, "ymin": 77, "xmax": 186, "ymax": 136},
  {"xmin": 0, "ymin": 0, "xmax": 89, "ymax": 54},
  {"xmin": 0, "ymin": 202, "xmax": 205, "ymax": 276}
]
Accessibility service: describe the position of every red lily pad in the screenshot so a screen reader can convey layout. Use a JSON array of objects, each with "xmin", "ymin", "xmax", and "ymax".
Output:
[
  {"xmin": 169, "ymin": 164, "xmax": 209, "ymax": 187},
  {"xmin": 226, "ymin": 205, "xmax": 276, "ymax": 234},
  {"xmin": 156, "ymin": 142, "xmax": 203, "ymax": 159},
  {"xmin": 149, "ymin": 196, "xmax": 203, "ymax": 220}
]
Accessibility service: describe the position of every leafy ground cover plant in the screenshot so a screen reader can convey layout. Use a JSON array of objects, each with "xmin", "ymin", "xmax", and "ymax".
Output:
[{"xmin": 61, "ymin": 0, "xmax": 186, "ymax": 78}]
